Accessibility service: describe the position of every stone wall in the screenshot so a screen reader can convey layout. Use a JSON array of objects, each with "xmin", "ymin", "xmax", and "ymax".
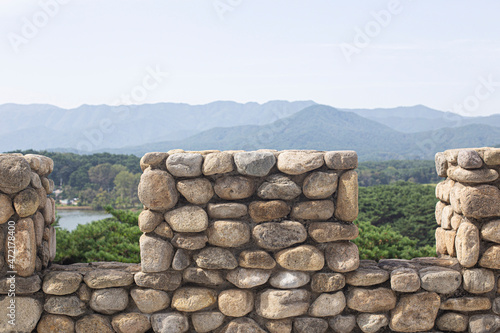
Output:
[{"xmin": 2, "ymin": 149, "xmax": 500, "ymax": 333}]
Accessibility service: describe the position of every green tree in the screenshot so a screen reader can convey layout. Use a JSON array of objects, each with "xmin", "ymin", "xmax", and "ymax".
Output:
[{"xmin": 114, "ymin": 170, "xmax": 141, "ymax": 205}]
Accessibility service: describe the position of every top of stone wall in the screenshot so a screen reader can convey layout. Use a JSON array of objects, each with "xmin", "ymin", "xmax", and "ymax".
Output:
[
  {"xmin": 435, "ymin": 147, "xmax": 500, "ymax": 179},
  {"xmin": 0, "ymin": 153, "xmax": 54, "ymax": 195}
]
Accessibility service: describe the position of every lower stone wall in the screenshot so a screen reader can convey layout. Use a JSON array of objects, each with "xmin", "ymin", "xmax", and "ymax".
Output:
[{"xmin": 2, "ymin": 257, "xmax": 499, "ymax": 333}]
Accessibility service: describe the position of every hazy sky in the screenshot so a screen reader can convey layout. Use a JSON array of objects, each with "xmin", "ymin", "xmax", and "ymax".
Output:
[{"xmin": 1, "ymin": 0, "xmax": 499, "ymax": 115}]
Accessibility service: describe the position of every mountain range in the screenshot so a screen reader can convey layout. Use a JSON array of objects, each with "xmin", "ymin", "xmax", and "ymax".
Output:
[{"xmin": 2, "ymin": 101, "xmax": 500, "ymax": 161}]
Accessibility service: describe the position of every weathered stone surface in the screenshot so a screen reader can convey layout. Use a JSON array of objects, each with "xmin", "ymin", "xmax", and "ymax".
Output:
[
  {"xmin": 234, "ymin": 151, "xmax": 276, "ymax": 176},
  {"xmin": 389, "ymin": 292, "xmax": 440, "ymax": 332},
  {"xmin": 445, "ymin": 229, "xmax": 457, "ymax": 256},
  {"xmin": 130, "ymin": 288, "xmax": 170, "ymax": 313},
  {"xmin": 239, "ymin": 250, "xmax": 276, "ymax": 269},
  {"xmin": 154, "ymin": 222, "xmax": 174, "ymax": 238},
  {"xmin": 482, "ymin": 219, "xmax": 500, "ymax": 243},
  {"xmin": 436, "ymin": 227, "xmax": 448, "ymax": 255},
  {"xmin": 311, "ymin": 273, "xmax": 345, "ymax": 293},
  {"xmin": 183, "ymin": 268, "xmax": 225, "ymax": 286},
  {"xmin": 0, "ymin": 275, "xmax": 41, "ymax": 294},
  {"xmin": 435, "ymin": 201, "xmax": 446, "ymax": 225},
  {"xmin": 214, "ymin": 175, "xmax": 255, "ymax": 200},
  {"xmin": 455, "ymin": 220, "xmax": 480, "ymax": 267},
  {"xmin": 138, "ymin": 169, "xmax": 178, "ymax": 210},
  {"xmin": 479, "ymin": 245, "xmax": 500, "ymax": 269},
  {"xmin": 450, "ymin": 166, "xmax": 498, "ymax": 183},
  {"xmin": 111, "ymin": 312, "xmax": 151, "ymax": 333},
  {"xmin": 0, "ymin": 194, "xmax": 14, "ymax": 224},
  {"xmin": 440, "ymin": 297, "xmax": 491, "ymax": 312},
  {"xmin": 270, "ymin": 271, "xmax": 310, "ymax": 289},
  {"xmin": 75, "ymin": 315, "xmax": 114, "ymax": 333},
  {"xmin": 460, "ymin": 185, "xmax": 500, "ymax": 218},
  {"xmin": 151, "ymin": 312, "xmax": 189, "ymax": 333},
  {"xmin": 493, "ymin": 298, "xmax": 500, "ymax": 315},
  {"xmin": 347, "ymin": 288, "xmax": 396, "ymax": 312},
  {"xmin": 463, "ymin": 268, "xmax": 495, "ymax": 294},
  {"xmin": 218, "ymin": 289, "xmax": 254, "ymax": 317},
  {"xmin": 441, "ymin": 205, "xmax": 453, "ymax": 229},
  {"xmin": 83, "ymin": 269, "xmax": 133, "ymax": 289},
  {"xmin": 134, "ymin": 271, "xmax": 182, "ymax": 291},
  {"xmin": 435, "ymin": 152, "xmax": 448, "ymax": 177},
  {"xmin": 13, "ymin": 188, "xmax": 39, "ymax": 217},
  {"xmin": 345, "ymin": 267, "xmax": 389, "ymax": 286},
  {"xmin": 171, "ymin": 233, "xmax": 208, "ymax": 250},
  {"xmin": 257, "ymin": 174, "xmax": 301, "ymax": 200},
  {"xmin": 166, "ymin": 153, "xmax": 203, "ymax": 177},
  {"xmin": 172, "ymin": 287, "xmax": 217, "ymax": 312},
  {"xmin": 140, "ymin": 152, "xmax": 169, "ymax": 171},
  {"xmin": 164, "ymin": 205, "xmax": 208, "ymax": 232},
  {"xmin": 265, "ymin": 319, "xmax": 293, "ymax": 333},
  {"xmin": 436, "ymin": 178, "xmax": 455, "ymax": 203},
  {"xmin": 77, "ymin": 284, "xmax": 92, "ymax": 302},
  {"xmin": 44, "ymin": 296, "xmax": 87, "ymax": 316},
  {"xmin": 249, "ymin": 200, "xmax": 290, "ymax": 222},
  {"xmin": 390, "ymin": 268, "xmax": 420, "ymax": 293},
  {"xmin": 0, "ymin": 296, "xmax": 42, "ymax": 333},
  {"xmin": 220, "ymin": 318, "xmax": 267, "ymax": 333},
  {"xmin": 419, "ymin": 267, "xmax": 462, "ymax": 294},
  {"xmin": 253, "ymin": 221, "xmax": 307, "ymax": 250},
  {"xmin": 207, "ymin": 203, "xmax": 247, "ymax": 219},
  {"xmin": 302, "ymin": 171, "xmax": 338, "ymax": 199},
  {"xmin": 43, "ymin": 196, "xmax": 55, "ymax": 224},
  {"xmin": 140, "ymin": 234, "xmax": 174, "ymax": 272},
  {"xmin": 202, "ymin": 152, "xmax": 234, "ymax": 175},
  {"xmin": 291, "ymin": 200, "xmax": 334, "ymax": 220},
  {"xmin": 0, "ymin": 155, "xmax": 31, "ymax": 194},
  {"xmin": 436, "ymin": 312, "xmax": 468, "ymax": 332},
  {"xmin": 11, "ymin": 217, "xmax": 36, "ymax": 277},
  {"xmin": 138, "ymin": 209, "xmax": 163, "ymax": 233},
  {"xmin": 329, "ymin": 315, "xmax": 356, "ymax": 333},
  {"xmin": 309, "ymin": 292, "xmax": 346, "ymax": 317},
  {"xmin": 335, "ymin": 170, "xmax": 358, "ymax": 222},
  {"xmin": 43, "ymin": 271, "xmax": 82, "ymax": 295},
  {"xmin": 469, "ymin": 314, "xmax": 500, "ymax": 333},
  {"xmin": 226, "ymin": 268, "xmax": 271, "ymax": 288},
  {"xmin": 37, "ymin": 314, "xmax": 75, "ymax": 333},
  {"xmin": 309, "ymin": 222, "xmax": 358, "ymax": 243},
  {"xmin": 195, "ymin": 247, "xmax": 238, "ymax": 270},
  {"xmin": 276, "ymin": 245, "xmax": 324, "ymax": 271},
  {"xmin": 325, "ymin": 241, "xmax": 360, "ymax": 273},
  {"xmin": 458, "ymin": 149, "xmax": 483, "ymax": 169},
  {"xmin": 33, "ymin": 211, "xmax": 44, "ymax": 246},
  {"xmin": 325, "ymin": 151, "xmax": 358, "ymax": 170},
  {"xmin": 484, "ymin": 148, "xmax": 500, "ymax": 165},
  {"xmin": 357, "ymin": 314, "xmax": 388, "ymax": 333},
  {"xmin": 293, "ymin": 317, "xmax": 328, "ymax": 333},
  {"xmin": 90, "ymin": 288, "xmax": 128, "ymax": 315},
  {"xmin": 172, "ymin": 249, "xmax": 190, "ymax": 270},
  {"xmin": 450, "ymin": 183, "xmax": 464, "ymax": 214},
  {"xmin": 256, "ymin": 289, "xmax": 310, "ymax": 319},
  {"xmin": 207, "ymin": 220, "xmax": 250, "ymax": 247},
  {"xmin": 177, "ymin": 178, "xmax": 214, "ymax": 204},
  {"xmin": 192, "ymin": 312, "xmax": 225, "ymax": 333},
  {"xmin": 277, "ymin": 151, "xmax": 324, "ymax": 175}
]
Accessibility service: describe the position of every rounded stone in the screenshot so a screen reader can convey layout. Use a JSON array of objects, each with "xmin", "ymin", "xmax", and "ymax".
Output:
[
  {"xmin": 151, "ymin": 312, "xmax": 189, "ymax": 333},
  {"xmin": 218, "ymin": 289, "xmax": 254, "ymax": 317},
  {"xmin": 277, "ymin": 151, "xmax": 324, "ymax": 175},
  {"xmin": 171, "ymin": 233, "xmax": 208, "ymax": 250},
  {"xmin": 0, "ymin": 155, "xmax": 31, "ymax": 194},
  {"xmin": 226, "ymin": 268, "xmax": 271, "ymax": 289},
  {"xmin": 345, "ymin": 267, "xmax": 389, "ymax": 286},
  {"xmin": 214, "ymin": 175, "xmax": 255, "ymax": 200},
  {"xmin": 183, "ymin": 268, "xmax": 225, "ymax": 286},
  {"xmin": 257, "ymin": 174, "xmax": 302, "ymax": 200},
  {"xmin": 138, "ymin": 169, "xmax": 178, "ymax": 211},
  {"xmin": 436, "ymin": 312, "xmax": 468, "ymax": 332},
  {"xmin": 346, "ymin": 288, "xmax": 396, "ymax": 313},
  {"xmin": 270, "ymin": 271, "xmax": 310, "ymax": 289},
  {"xmin": 481, "ymin": 219, "xmax": 500, "ymax": 244},
  {"xmin": 265, "ymin": 319, "xmax": 293, "ymax": 333},
  {"xmin": 207, "ymin": 220, "xmax": 250, "ymax": 247},
  {"xmin": 0, "ymin": 194, "xmax": 14, "ymax": 224},
  {"xmin": 239, "ymin": 250, "xmax": 276, "ymax": 269},
  {"xmin": 130, "ymin": 288, "xmax": 170, "ymax": 313},
  {"xmin": 335, "ymin": 170, "xmax": 358, "ymax": 222},
  {"xmin": 89, "ymin": 288, "xmax": 129, "ymax": 315},
  {"xmin": 134, "ymin": 271, "xmax": 182, "ymax": 291},
  {"xmin": 275, "ymin": 245, "xmax": 324, "ymax": 271},
  {"xmin": 12, "ymin": 217, "xmax": 37, "ymax": 277},
  {"xmin": 14, "ymin": 188, "xmax": 40, "ymax": 217},
  {"xmin": 43, "ymin": 271, "xmax": 83, "ymax": 295},
  {"xmin": 479, "ymin": 245, "xmax": 500, "ymax": 269},
  {"xmin": 390, "ymin": 268, "xmax": 420, "ymax": 293},
  {"xmin": 389, "ymin": 292, "xmax": 441, "ymax": 332},
  {"xmin": 0, "ymin": 296, "xmax": 42, "ymax": 333},
  {"xmin": 44, "ymin": 296, "xmax": 87, "ymax": 317},
  {"xmin": 249, "ymin": 200, "xmax": 290, "ymax": 223},
  {"xmin": 166, "ymin": 153, "xmax": 203, "ymax": 177},
  {"xmin": 459, "ymin": 185, "xmax": 500, "ymax": 218},
  {"xmin": 207, "ymin": 203, "xmax": 247, "ymax": 219},
  {"xmin": 458, "ymin": 149, "xmax": 483, "ymax": 169},
  {"xmin": 171, "ymin": 287, "xmax": 217, "ymax": 312},
  {"xmin": 111, "ymin": 313, "xmax": 151, "ymax": 333},
  {"xmin": 435, "ymin": 152, "xmax": 449, "ymax": 177},
  {"xmin": 164, "ymin": 205, "xmax": 208, "ymax": 232},
  {"xmin": 138, "ymin": 210, "xmax": 163, "ymax": 233},
  {"xmin": 309, "ymin": 222, "xmax": 358, "ymax": 243},
  {"xmin": 455, "ymin": 221, "xmax": 480, "ymax": 267},
  {"xmin": 463, "ymin": 268, "xmax": 495, "ymax": 294},
  {"xmin": 154, "ymin": 222, "xmax": 174, "ymax": 238},
  {"xmin": 325, "ymin": 241, "xmax": 360, "ymax": 273},
  {"xmin": 311, "ymin": 273, "xmax": 345, "ymax": 293},
  {"xmin": 234, "ymin": 151, "xmax": 276, "ymax": 176},
  {"xmin": 440, "ymin": 297, "xmax": 491, "ymax": 312},
  {"xmin": 357, "ymin": 314, "xmax": 388, "ymax": 333},
  {"xmin": 419, "ymin": 267, "xmax": 462, "ymax": 294},
  {"xmin": 83, "ymin": 269, "xmax": 134, "ymax": 289},
  {"xmin": 293, "ymin": 317, "xmax": 328, "ymax": 333},
  {"xmin": 256, "ymin": 289, "xmax": 311, "ymax": 319},
  {"xmin": 291, "ymin": 200, "xmax": 334, "ymax": 220},
  {"xmin": 172, "ymin": 250, "xmax": 190, "ymax": 271},
  {"xmin": 303, "ymin": 171, "xmax": 338, "ymax": 199},
  {"xmin": 449, "ymin": 167, "xmax": 498, "ymax": 183},
  {"xmin": 202, "ymin": 152, "xmax": 234, "ymax": 175},
  {"xmin": 324, "ymin": 151, "xmax": 358, "ymax": 170},
  {"xmin": 140, "ymin": 234, "xmax": 174, "ymax": 272},
  {"xmin": 177, "ymin": 178, "xmax": 214, "ymax": 204},
  {"xmin": 195, "ymin": 247, "xmax": 238, "ymax": 270},
  {"xmin": 75, "ymin": 315, "xmax": 114, "ymax": 333},
  {"xmin": 329, "ymin": 315, "xmax": 356, "ymax": 333},
  {"xmin": 140, "ymin": 152, "xmax": 169, "ymax": 171},
  {"xmin": 252, "ymin": 221, "xmax": 307, "ymax": 250},
  {"xmin": 309, "ymin": 292, "xmax": 346, "ymax": 317},
  {"xmin": 192, "ymin": 312, "xmax": 226, "ymax": 333},
  {"xmin": 469, "ymin": 315, "xmax": 500, "ymax": 333},
  {"xmin": 221, "ymin": 318, "xmax": 267, "ymax": 333},
  {"xmin": 37, "ymin": 314, "xmax": 75, "ymax": 333}
]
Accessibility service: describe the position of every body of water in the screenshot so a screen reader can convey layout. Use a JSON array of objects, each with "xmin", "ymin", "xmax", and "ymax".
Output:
[{"xmin": 57, "ymin": 210, "xmax": 112, "ymax": 231}]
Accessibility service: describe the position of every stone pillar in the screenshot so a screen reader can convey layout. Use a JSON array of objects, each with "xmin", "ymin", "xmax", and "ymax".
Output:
[{"xmin": 0, "ymin": 153, "xmax": 56, "ymax": 279}]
